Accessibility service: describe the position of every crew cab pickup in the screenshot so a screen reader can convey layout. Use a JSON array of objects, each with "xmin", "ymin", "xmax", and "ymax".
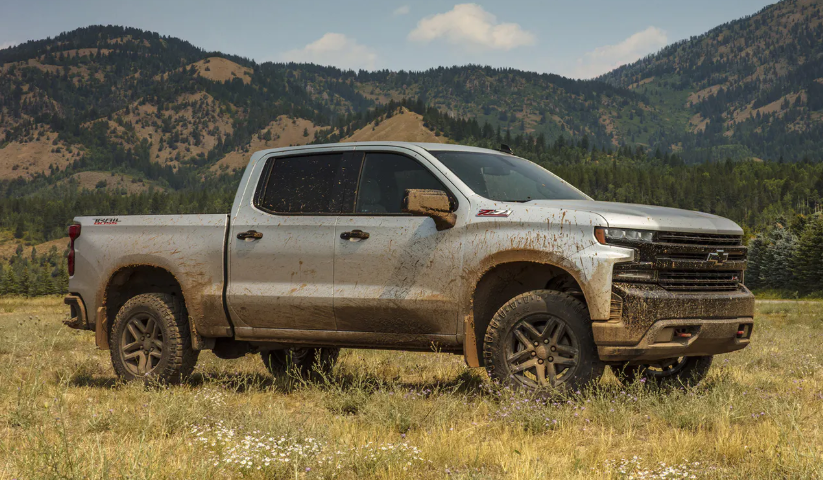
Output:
[{"xmin": 65, "ymin": 142, "xmax": 754, "ymax": 389}]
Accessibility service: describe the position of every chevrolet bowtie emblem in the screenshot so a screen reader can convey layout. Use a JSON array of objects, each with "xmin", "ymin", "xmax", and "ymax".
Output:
[{"xmin": 707, "ymin": 250, "xmax": 729, "ymax": 265}]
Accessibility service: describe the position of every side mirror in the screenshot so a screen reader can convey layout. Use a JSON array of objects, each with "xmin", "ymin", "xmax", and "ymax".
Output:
[{"xmin": 402, "ymin": 189, "xmax": 456, "ymax": 231}]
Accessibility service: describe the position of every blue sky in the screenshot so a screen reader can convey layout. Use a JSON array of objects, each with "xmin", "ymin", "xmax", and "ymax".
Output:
[{"xmin": 0, "ymin": 0, "xmax": 776, "ymax": 78}]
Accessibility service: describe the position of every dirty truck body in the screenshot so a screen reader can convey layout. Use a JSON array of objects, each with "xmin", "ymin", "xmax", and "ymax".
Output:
[{"xmin": 65, "ymin": 142, "xmax": 754, "ymax": 389}]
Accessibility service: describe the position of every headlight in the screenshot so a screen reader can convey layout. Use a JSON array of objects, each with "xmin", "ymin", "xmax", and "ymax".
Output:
[{"xmin": 595, "ymin": 227, "xmax": 655, "ymax": 244}]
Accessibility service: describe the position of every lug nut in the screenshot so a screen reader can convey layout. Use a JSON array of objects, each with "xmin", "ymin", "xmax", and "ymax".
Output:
[
  {"xmin": 538, "ymin": 359, "xmax": 544, "ymax": 364},
  {"xmin": 533, "ymin": 342, "xmax": 539, "ymax": 346},
  {"xmin": 544, "ymin": 339, "xmax": 549, "ymax": 344},
  {"xmin": 550, "ymin": 346, "xmax": 556, "ymax": 352},
  {"xmin": 548, "ymin": 356, "xmax": 554, "ymax": 362},
  {"xmin": 531, "ymin": 351, "xmax": 537, "ymax": 356}
]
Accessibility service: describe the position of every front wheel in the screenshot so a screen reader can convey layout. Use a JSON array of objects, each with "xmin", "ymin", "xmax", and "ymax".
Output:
[
  {"xmin": 261, "ymin": 347, "xmax": 339, "ymax": 379},
  {"xmin": 611, "ymin": 356, "xmax": 713, "ymax": 387},
  {"xmin": 483, "ymin": 290, "xmax": 604, "ymax": 392}
]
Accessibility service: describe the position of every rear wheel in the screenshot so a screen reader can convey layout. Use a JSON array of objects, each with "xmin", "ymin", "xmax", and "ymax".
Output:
[
  {"xmin": 261, "ymin": 347, "xmax": 339, "ymax": 379},
  {"xmin": 110, "ymin": 293, "xmax": 199, "ymax": 384},
  {"xmin": 483, "ymin": 290, "xmax": 604, "ymax": 392},
  {"xmin": 611, "ymin": 356, "xmax": 713, "ymax": 387}
]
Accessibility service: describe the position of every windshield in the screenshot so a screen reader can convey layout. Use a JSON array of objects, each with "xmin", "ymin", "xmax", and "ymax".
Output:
[{"xmin": 430, "ymin": 151, "xmax": 590, "ymax": 202}]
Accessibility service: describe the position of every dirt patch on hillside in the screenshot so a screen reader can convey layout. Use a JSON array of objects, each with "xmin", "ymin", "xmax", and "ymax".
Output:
[
  {"xmin": 356, "ymin": 84, "xmax": 420, "ymax": 104},
  {"xmin": 686, "ymin": 84, "xmax": 725, "ymax": 106},
  {"xmin": 598, "ymin": 115, "xmax": 621, "ymax": 146},
  {"xmin": 191, "ymin": 57, "xmax": 253, "ymax": 84},
  {"xmin": 342, "ymin": 108, "xmax": 447, "ymax": 144},
  {"xmin": 732, "ymin": 92, "xmax": 804, "ymax": 123},
  {"xmin": 39, "ymin": 48, "xmax": 111, "ymax": 60},
  {"xmin": 57, "ymin": 171, "xmax": 161, "ymax": 194},
  {"xmin": 107, "ymin": 36, "xmax": 151, "ymax": 47},
  {"xmin": 1, "ymin": 59, "xmax": 61, "ymax": 74},
  {"xmin": 0, "ymin": 237, "xmax": 70, "ymax": 259},
  {"xmin": 0, "ymin": 129, "xmax": 80, "ymax": 179},
  {"xmin": 689, "ymin": 113, "xmax": 710, "ymax": 133},
  {"xmin": 627, "ymin": 77, "xmax": 655, "ymax": 90},
  {"xmin": 212, "ymin": 116, "xmax": 321, "ymax": 172}
]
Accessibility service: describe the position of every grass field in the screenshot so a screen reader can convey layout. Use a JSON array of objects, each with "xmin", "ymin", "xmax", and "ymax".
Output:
[{"xmin": 1, "ymin": 297, "xmax": 821, "ymax": 479}]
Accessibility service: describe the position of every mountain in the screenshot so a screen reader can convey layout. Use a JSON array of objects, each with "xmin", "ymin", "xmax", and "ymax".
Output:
[
  {"xmin": 601, "ymin": 0, "xmax": 823, "ymax": 162},
  {"xmin": 1, "ymin": 0, "xmax": 822, "ymax": 192}
]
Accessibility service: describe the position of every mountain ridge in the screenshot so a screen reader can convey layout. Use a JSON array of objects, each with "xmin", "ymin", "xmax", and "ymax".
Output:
[{"xmin": 0, "ymin": 0, "xmax": 822, "ymax": 192}]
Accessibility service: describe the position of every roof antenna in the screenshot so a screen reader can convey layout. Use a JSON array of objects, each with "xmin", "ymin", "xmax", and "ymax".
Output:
[{"xmin": 498, "ymin": 144, "xmax": 513, "ymax": 154}]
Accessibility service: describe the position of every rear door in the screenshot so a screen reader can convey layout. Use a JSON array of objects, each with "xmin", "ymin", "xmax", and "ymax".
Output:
[
  {"xmin": 227, "ymin": 151, "xmax": 353, "ymax": 332},
  {"xmin": 333, "ymin": 149, "xmax": 464, "ymax": 336}
]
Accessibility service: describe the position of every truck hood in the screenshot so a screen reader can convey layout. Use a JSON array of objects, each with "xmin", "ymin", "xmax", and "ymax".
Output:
[{"xmin": 526, "ymin": 200, "xmax": 743, "ymax": 235}]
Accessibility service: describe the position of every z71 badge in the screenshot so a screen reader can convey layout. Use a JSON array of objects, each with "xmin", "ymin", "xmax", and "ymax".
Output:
[
  {"xmin": 477, "ymin": 209, "xmax": 513, "ymax": 217},
  {"xmin": 94, "ymin": 218, "xmax": 120, "ymax": 225}
]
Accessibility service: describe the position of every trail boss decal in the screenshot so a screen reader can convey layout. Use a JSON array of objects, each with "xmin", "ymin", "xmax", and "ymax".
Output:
[
  {"xmin": 477, "ymin": 209, "xmax": 513, "ymax": 217},
  {"xmin": 94, "ymin": 218, "xmax": 120, "ymax": 225}
]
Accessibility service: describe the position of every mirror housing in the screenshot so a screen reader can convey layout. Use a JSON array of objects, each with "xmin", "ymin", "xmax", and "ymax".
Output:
[{"xmin": 402, "ymin": 189, "xmax": 456, "ymax": 231}]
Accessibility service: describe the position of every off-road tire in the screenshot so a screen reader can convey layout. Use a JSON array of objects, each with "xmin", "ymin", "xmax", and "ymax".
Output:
[
  {"xmin": 483, "ymin": 290, "xmax": 604, "ymax": 392},
  {"xmin": 611, "ymin": 356, "xmax": 713, "ymax": 387},
  {"xmin": 110, "ymin": 293, "xmax": 199, "ymax": 384},
  {"xmin": 261, "ymin": 347, "xmax": 339, "ymax": 379}
]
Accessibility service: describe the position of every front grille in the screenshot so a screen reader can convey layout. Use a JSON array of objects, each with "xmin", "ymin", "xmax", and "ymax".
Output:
[
  {"xmin": 658, "ymin": 270, "xmax": 742, "ymax": 291},
  {"xmin": 658, "ymin": 250, "xmax": 746, "ymax": 261},
  {"xmin": 656, "ymin": 232, "xmax": 742, "ymax": 247},
  {"xmin": 612, "ymin": 230, "xmax": 748, "ymax": 293}
]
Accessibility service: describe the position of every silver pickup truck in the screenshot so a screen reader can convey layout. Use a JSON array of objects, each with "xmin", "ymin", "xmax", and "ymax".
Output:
[{"xmin": 65, "ymin": 142, "xmax": 754, "ymax": 391}]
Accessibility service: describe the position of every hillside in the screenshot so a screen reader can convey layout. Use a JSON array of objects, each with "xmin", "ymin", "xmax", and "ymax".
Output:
[
  {"xmin": 0, "ymin": 2, "xmax": 821, "ymax": 191},
  {"xmin": 601, "ymin": 0, "xmax": 823, "ymax": 161},
  {"xmin": 342, "ymin": 108, "xmax": 447, "ymax": 144}
]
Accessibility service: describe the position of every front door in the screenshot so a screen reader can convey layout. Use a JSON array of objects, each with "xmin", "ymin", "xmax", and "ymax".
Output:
[
  {"xmin": 227, "ymin": 152, "xmax": 350, "ymax": 332},
  {"xmin": 334, "ymin": 150, "xmax": 464, "ymax": 336}
]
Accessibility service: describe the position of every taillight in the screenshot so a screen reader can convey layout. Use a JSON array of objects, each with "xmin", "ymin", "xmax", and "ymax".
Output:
[{"xmin": 68, "ymin": 224, "xmax": 81, "ymax": 276}]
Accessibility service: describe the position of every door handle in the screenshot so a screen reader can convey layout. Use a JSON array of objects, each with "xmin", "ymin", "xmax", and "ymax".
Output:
[
  {"xmin": 340, "ymin": 230, "xmax": 370, "ymax": 240},
  {"xmin": 237, "ymin": 230, "xmax": 263, "ymax": 240}
]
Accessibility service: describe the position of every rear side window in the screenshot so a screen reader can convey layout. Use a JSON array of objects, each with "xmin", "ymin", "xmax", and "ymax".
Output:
[
  {"xmin": 256, "ymin": 154, "xmax": 343, "ymax": 214},
  {"xmin": 355, "ymin": 153, "xmax": 446, "ymax": 214}
]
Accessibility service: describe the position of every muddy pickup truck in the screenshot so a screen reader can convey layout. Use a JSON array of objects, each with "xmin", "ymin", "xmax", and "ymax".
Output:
[{"xmin": 64, "ymin": 142, "xmax": 754, "ymax": 390}]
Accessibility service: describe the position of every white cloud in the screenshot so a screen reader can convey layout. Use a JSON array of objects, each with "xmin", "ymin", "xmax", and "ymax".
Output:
[
  {"xmin": 0, "ymin": 41, "xmax": 18, "ymax": 50},
  {"xmin": 280, "ymin": 33, "xmax": 377, "ymax": 71},
  {"xmin": 573, "ymin": 27, "xmax": 668, "ymax": 79},
  {"xmin": 393, "ymin": 5, "xmax": 410, "ymax": 16},
  {"xmin": 408, "ymin": 4, "xmax": 536, "ymax": 51}
]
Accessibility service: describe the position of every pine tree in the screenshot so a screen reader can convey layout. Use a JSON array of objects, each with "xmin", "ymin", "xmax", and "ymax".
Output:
[{"xmin": 792, "ymin": 215, "xmax": 823, "ymax": 294}]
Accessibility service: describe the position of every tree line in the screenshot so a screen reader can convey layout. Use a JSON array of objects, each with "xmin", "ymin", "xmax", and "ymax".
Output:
[
  {"xmin": 0, "ymin": 244, "xmax": 68, "ymax": 296},
  {"xmin": 746, "ymin": 214, "xmax": 823, "ymax": 296}
]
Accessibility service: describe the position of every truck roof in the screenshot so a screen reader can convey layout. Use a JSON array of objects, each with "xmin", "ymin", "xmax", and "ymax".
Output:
[{"xmin": 251, "ymin": 141, "xmax": 500, "ymax": 157}]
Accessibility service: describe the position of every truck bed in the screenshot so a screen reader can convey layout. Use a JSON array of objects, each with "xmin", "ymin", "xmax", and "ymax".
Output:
[{"xmin": 70, "ymin": 214, "xmax": 232, "ymax": 341}]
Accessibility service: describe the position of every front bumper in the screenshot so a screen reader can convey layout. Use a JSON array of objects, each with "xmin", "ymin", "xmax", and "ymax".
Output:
[{"xmin": 593, "ymin": 283, "xmax": 755, "ymax": 362}]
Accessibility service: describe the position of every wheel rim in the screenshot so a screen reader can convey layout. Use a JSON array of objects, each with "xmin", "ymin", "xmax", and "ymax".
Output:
[
  {"xmin": 505, "ymin": 314, "xmax": 579, "ymax": 388},
  {"xmin": 120, "ymin": 312, "xmax": 164, "ymax": 376},
  {"xmin": 641, "ymin": 357, "xmax": 688, "ymax": 378}
]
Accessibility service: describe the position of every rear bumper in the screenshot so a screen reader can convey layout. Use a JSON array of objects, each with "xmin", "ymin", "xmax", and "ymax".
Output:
[
  {"xmin": 64, "ymin": 294, "xmax": 90, "ymax": 330},
  {"xmin": 593, "ymin": 283, "xmax": 755, "ymax": 362}
]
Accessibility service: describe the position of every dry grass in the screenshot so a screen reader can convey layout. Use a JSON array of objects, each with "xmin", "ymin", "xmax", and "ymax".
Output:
[{"xmin": 0, "ymin": 297, "xmax": 821, "ymax": 479}]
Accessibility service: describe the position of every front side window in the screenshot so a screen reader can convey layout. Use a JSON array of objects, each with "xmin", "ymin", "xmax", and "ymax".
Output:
[
  {"xmin": 355, "ymin": 153, "xmax": 447, "ymax": 214},
  {"xmin": 257, "ymin": 153, "xmax": 343, "ymax": 214},
  {"xmin": 430, "ymin": 151, "xmax": 590, "ymax": 202}
]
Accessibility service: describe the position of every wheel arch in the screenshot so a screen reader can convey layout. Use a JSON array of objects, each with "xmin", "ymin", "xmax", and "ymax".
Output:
[
  {"xmin": 463, "ymin": 251, "xmax": 591, "ymax": 368},
  {"xmin": 97, "ymin": 265, "xmax": 186, "ymax": 350}
]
